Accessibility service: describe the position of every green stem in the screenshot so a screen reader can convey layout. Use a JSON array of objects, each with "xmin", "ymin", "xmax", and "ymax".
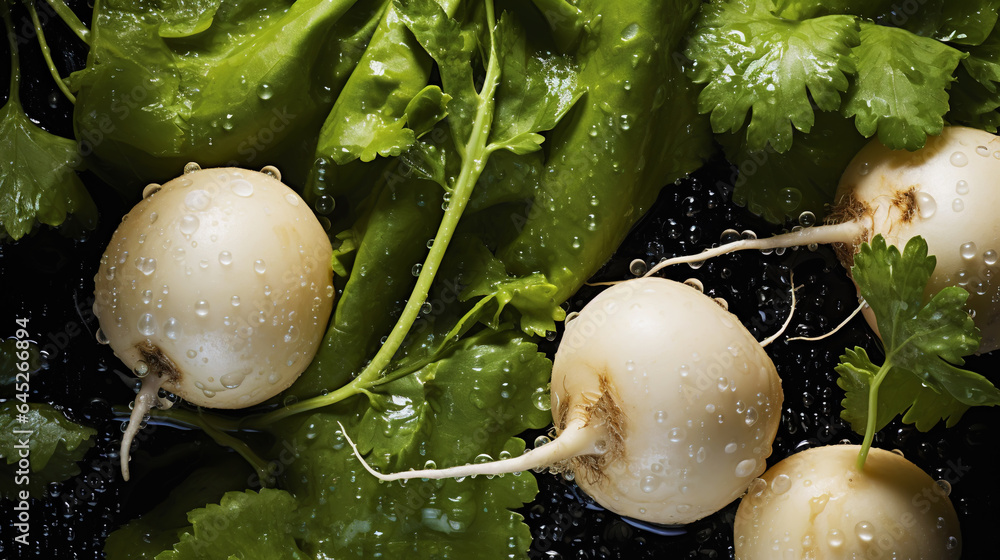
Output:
[
  {"xmin": 857, "ymin": 361, "xmax": 892, "ymax": 471},
  {"xmin": 198, "ymin": 414, "xmax": 274, "ymax": 486},
  {"xmin": 42, "ymin": 0, "xmax": 90, "ymax": 44},
  {"xmin": 25, "ymin": 0, "xmax": 75, "ymax": 103},
  {"xmin": 245, "ymin": 1, "xmax": 502, "ymax": 426},
  {"xmin": 2, "ymin": 1, "xmax": 21, "ymax": 107}
]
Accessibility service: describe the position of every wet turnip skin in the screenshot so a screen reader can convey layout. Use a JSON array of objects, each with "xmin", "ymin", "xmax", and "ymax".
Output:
[
  {"xmin": 552, "ymin": 277, "xmax": 784, "ymax": 524},
  {"xmin": 735, "ymin": 445, "xmax": 961, "ymax": 560},
  {"xmin": 94, "ymin": 167, "xmax": 335, "ymax": 409},
  {"xmin": 835, "ymin": 126, "xmax": 1000, "ymax": 352}
]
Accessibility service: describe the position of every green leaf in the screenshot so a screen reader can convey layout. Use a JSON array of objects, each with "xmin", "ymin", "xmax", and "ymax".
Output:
[
  {"xmin": 455, "ymin": 237, "xmax": 566, "ymax": 336},
  {"xmin": 105, "ymin": 455, "xmax": 254, "ymax": 560},
  {"xmin": 281, "ymin": 329, "xmax": 551, "ymax": 559},
  {"xmin": 720, "ymin": 109, "xmax": 868, "ymax": 223},
  {"xmin": 685, "ymin": 0, "xmax": 859, "ymax": 152},
  {"xmin": 0, "ymin": 2, "xmax": 97, "ymax": 243},
  {"xmin": 157, "ymin": 488, "xmax": 307, "ymax": 560},
  {"xmin": 947, "ymin": 66, "xmax": 1000, "ymax": 132},
  {"xmin": 837, "ymin": 236, "xmax": 1000, "ymax": 446},
  {"xmin": 896, "ymin": 0, "xmax": 1000, "ymax": 46},
  {"xmin": 405, "ymin": 85, "xmax": 452, "ymax": 139},
  {"xmin": 0, "ymin": 402, "xmax": 96, "ymax": 498},
  {"xmin": 841, "ymin": 23, "xmax": 965, "ymax": 150},
  {"xmin": 156, "ymin": 0, "xmax": 222, "ymax": 38},
  {"xmin": 487, "ymin": 12, "xmax": 582, "ymax": 156},
  {"xmin": 769, "ymin": 0, "xmax": 895, "ymax": 20},
  {"xmin": 395, "ymin": 0, "xmax": 479, "ymax": 143}
]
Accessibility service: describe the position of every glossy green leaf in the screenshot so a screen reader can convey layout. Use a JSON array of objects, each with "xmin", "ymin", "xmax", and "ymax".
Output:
[{"xmin": 0, "ymin": 402, "xmax": 96, "ymax": 498}]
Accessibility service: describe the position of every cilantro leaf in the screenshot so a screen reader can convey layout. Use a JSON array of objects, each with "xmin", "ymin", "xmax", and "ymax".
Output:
[
  {"xmin": 836, "ymin": 235, "xmax": 1000, "ymax": 468},
  {"xmin": 685, "ymin": 0, "xmax": 859, "ymax": 152},
  {"xmin": 158, "ymin": 488, "xmax": 307, "ymax": 560},
  {"xmin": 0, "ymin": 402, "xmax": 97, "ymax": 498},
  {"xmin": 719, "ymin": 108, "xmax": 868, "ymax": 223},
  {"xmin": 841, "ymin": 23, "xmax": 965, "ymax": 150}
]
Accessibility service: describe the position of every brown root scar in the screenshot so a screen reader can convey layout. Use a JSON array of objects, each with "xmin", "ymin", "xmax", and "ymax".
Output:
[
  {"xmin": 554, "ymin": 372, "xmax": 627, "ymax": 485},
  {"xmin": 136, "ymin": 341, "xmax": 181, "ymax": 384}
]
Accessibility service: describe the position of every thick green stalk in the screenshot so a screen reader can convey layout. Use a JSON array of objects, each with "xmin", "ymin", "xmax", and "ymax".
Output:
[{"xmin": 857, "ymin": 361, "xmax": 893, "ymax": 471}]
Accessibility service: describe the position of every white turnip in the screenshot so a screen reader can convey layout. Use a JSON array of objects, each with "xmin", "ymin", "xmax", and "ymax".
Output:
[
  {"xmin": 734, "ymin": 444, "xmax": 961, "ymax": 559},
  {"xmin": 646, "ymin": 126, "xmax": 1000, "ymax": 352},
  {"xmin": 346, "ymin": 277, "xmax": 784, "ymax": 525},
  {"xmin": 93, "ymin": 164, "xmax": 335, "ymax": 479}
]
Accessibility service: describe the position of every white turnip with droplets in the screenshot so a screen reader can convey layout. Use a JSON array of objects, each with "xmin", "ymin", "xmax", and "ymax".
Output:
[
  {"xmin": 646, "ymin": 126, "xmax": 1000, "ymax": 352},
  {"xmin": 93, "ymin": 164, "xmax": 335, "ymax": 479},
  {"xmin": 734, "ymin": 445, "xmax": 961, "ymax": 559},
  {"xmin": 345, "ymin": 277, "xmax": 784, "ymax": 525}
]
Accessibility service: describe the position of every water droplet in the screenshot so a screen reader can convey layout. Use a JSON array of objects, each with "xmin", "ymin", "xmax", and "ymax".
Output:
[
  {"xmin": 798, "ymin": 211, "xmax": 816, "ymax": 227},
  {"xmin": 142, "ymin": 183, "xmax": 161, "ymax": 198},
  {"xmin": 961, "ymin": 242, "xmax": 977, "ymax": 260},
  {"xmin": 984, "ymin": 250, "xmax": 998, "ymax": 265},
  {"xmin": 184, "ymin": 189, "xmax": 211, "ymax": 211},
  {"xmin": 936, "ymin": 479, "xmax": 952, "ymax": 496},
  {"xmin": 735, "ymin": 458, "xmax": 757, "ymax": 477},
  {"xmin": 260, "ymin": 165, "xmax": 281, "ymax": 180},
  {"xmin": 956, "ymin": 180, "xmax": 970, "ymax": 194},
  {"xmin": 828, "ymin": 530, "xmax": 844, "ymax": 548},
  {"xmin": 855, "ymin": 521, "xmax": 874, "ymax": 543},
  {"xmin": 284, "ymin": 193, "xmax": 299, "ymax": 206},
  {"xmin": 771, "ymin": 474, "xmax": 791, "ymax": 494},
  {"xmin": 629, "ymin": 259, "xmax": 647, "ymax": 276},
  {"xmin": 411, "ymin": 263, "xmax": 423, "ymax": 277},
  {"xmin": 149, "ymin": 212, "xmax": 158, "ymax": 224},
  {"xmin": 231, "ymin": 179, "xmax": 254, "ymax": 197},
  {"xmin": 254, "ymin": 259, "xmax": 267, "ymax": 274},
  {"xmin": 141, "ymin": 289, "xmax": 153, "ymax": 304},
  {"xmin": 640, "ymin": 475, "xmax": 658, "ymax": 493},
  {"xmin": 976, "ymin": 145, "xmax": 989, "ymax": 157},
  {"xmin": 717, "ymin": 377, "xmax": 730, "ymax": 391},
  {"xmin": 186, "ymin": 349, "xmax": 197, "ymax": 359},
  {"xmin": 179, "ymin": 215, "xmax": 200, "ymax": 235},
  {"xmin": 96, "ymin": 328, "xmax": 109, "ymax": 345},
  {"xmin": 534, "ymin": 435, "xmax": 551, "ymax": 447},
  {"xmin": 134, "ymin": 361, "xmax": 149, "ymax": 377},
  {"xmin": 695, "ymin": 446, "xmax": 706, "ymax": 463},
  {"xmin": 916, "ymin": 192, "xmax": 937, "ymax": 218},
  {"xmin": 426, "ymin": 238, "xmax": 435, "ymax": 249},
  {"xmin": 947, "ymin": 536, "xmax": 959, "ymax": 550},
  {"xmin": 654, "ymin": 410, "xmax": 667, "ymax": 423},
  {"xmin": 684, "ymin": 278, "xmax": 704, "ymax": 292},
  {"xmin": 953, "ymin": 198, "xmax": 965, "ymax": 212},
  {"xmin": 183, "ymin": 162, "xmax": 201, "ymax": 174},
  {"xmin": 164, "ymin": 318, "xmax": 180, "ymax": 340},
  {"xmin": 257, "ymin": 84, "xmax": 273, "ymax": 100},
  {"xmin": 745, "ymin": 407, "xmax": 759, "ymax": 427},
  {"xmin": 315, "ymin": 195, "xmax": 335, "ymax": 214},
  {"xmin": 230, "ymin": 295, "xmax": 240, "ymax": 307},
  {"xmin": 778, "ymin": 187, "xmax": 801, "ymax": 211},
  {"xmin": 218, "ymin": 251, "xmax": 233, "ymax": 266},
  {"xmin": 137, "ymin": 313, "xmax": 156, "ymax": 336},
  {"xmin": 195, "ymin": 300, "xmax": 210, "ymax": 317},
  {"xmin": 621, "ymin": 22, "xmax": 639, "ymax": 40},
  {"xmin": 134, "ymin": 256, "xmax": 157, "ymax": 276},
  {"xmin": 220, "ymin": 371, "xmax": 246, "ymax": 389},
  {"xmin": 950, "ymin": 151, "xmax": 969, "ymax": 167},
  {"xmin": 669, "ymin": 427, "xmax": 686, "ymax": 442}
]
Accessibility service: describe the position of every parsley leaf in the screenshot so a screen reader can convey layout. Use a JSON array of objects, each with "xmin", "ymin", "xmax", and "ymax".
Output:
[
  {"xmin": 897, "ymin": 0, "xmax": 1000, "ymax": 45},
  {"xmin": 835, "ymin": 235, "xmax": 1000, "ymax": 469},
  {"xmin": 685, "ymin": 0, "xmax": 859, "ymax": 152},
  {"xmin": 841, "ymin": 23, "xmax": 965, "ymax": 150}
]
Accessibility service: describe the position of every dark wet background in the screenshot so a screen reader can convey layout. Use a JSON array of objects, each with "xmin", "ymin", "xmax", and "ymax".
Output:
[{"xmin": 1, "ymin": 1, "xmax": 997, "ymax": 558}]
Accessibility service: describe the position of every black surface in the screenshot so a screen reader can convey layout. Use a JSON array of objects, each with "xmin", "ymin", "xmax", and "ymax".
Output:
[{"xmin": 1, "ymin": 2, "xmax": 997, "ymax": 558}]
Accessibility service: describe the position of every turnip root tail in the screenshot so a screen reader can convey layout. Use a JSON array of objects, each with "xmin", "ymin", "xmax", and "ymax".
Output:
[
  {"xmin": 120, "ymin": 373, "xmax": 166, "ymax": 481},
  {"xmin": 787, "ymin": 300, "xmax": 865, "ymax": 342},
  {"xmin": 340, "ymin": 419, "xmax": 606, "ymax": 482},
  {"xmin": 759, "ymin": 271, "xmax": 797, "ymax": 348},
  {"xmin": 644, "ymin": 220, "xmax": 866, "ymax": 278}
]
